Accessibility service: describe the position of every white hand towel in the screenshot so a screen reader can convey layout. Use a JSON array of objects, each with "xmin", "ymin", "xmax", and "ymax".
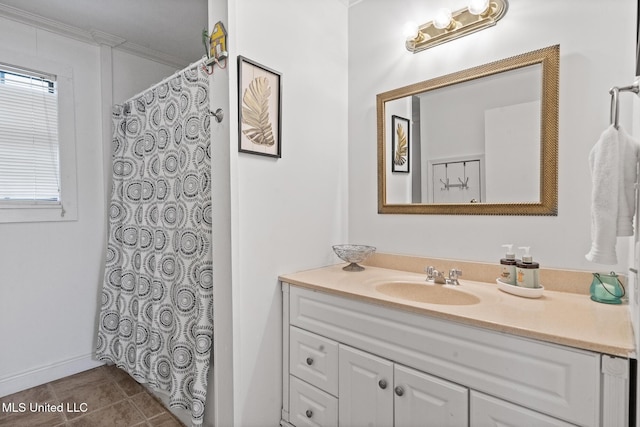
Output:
[
  {"xmin": 616, "ymin": 126, "xmax": 639, "ymax": 236},
  {"xmin": 585, "ymin": 125, "xmax": 620, "ymax": 264}
]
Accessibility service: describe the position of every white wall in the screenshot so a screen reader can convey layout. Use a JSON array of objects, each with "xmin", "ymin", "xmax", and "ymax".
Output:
[
  {"xmin": 206, "ymin": 1, "xmax": 234, "ymax": 426},
  {"xmin": 348, "ymin": 0, "xmax": 636, "ymax": 273},
  {"xmin": 0, "ymin": 16, "xmax": 176, "ymax": 396},
  {"xmin": 229, "ymin": 0, "xmax": 349, "ymax": 425},
  {"xmin": 112, "ymin": 49, "xmax": 177, "ymax": 104}
]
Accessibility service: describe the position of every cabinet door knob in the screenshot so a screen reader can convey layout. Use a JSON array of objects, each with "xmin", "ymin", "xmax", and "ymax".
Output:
[
  {"xmin": 394, "ymin": 386, "xmax": 405, "ymax": 396},
  {"xmin": 305, "ymin": 409, "xmax": 313, "ymax": 418},
  {"xmin": 378, "ymin": 379, "xmax": 387, "ymax": 389},
  {"xmin": 306, "ymin": 357, "xmax": 314, "ymax": 366}
]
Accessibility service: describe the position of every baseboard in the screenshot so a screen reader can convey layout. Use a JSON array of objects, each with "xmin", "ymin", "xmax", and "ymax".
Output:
[
  {"xmin": 0, "ymin": 353, "xmax": 104, "ymax": 397},
  {"xmin": 144, "ymin": 385, "xmax": 192, "ymax": 426}
]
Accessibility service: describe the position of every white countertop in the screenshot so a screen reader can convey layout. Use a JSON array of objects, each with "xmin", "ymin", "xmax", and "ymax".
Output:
[{"xmin": 280, "ymin": 264, "xmax": 636, "ymax": 357}]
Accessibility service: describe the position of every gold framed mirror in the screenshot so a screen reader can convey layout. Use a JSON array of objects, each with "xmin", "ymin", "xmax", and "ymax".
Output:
[{"xmin": 377, "ymin": 45, "xmax": 559, "ymax": 215}]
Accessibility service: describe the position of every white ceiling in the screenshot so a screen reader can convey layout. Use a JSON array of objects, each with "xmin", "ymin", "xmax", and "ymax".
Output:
[
  {"xmin": 0, "ymin": 1, "xmax": 367, "ymax": 67},
  {"xmin": 0, "ymin": 0, "xmax": 208, "ymax": 67}
]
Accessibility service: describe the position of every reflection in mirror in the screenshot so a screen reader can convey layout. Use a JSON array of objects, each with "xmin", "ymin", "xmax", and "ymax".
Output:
[{"xmin": 377, "ymin": 45, "xmax": 559, "ymax": 215}]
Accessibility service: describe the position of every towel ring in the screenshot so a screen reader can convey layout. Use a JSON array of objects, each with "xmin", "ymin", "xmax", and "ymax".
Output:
[
  {"xmin": 609, "ymin": 87, "xmax": 620, "ymax": 129},
  {"xmin": 609, "ymin": 80, "xmax": 640, "ymax": 129}
]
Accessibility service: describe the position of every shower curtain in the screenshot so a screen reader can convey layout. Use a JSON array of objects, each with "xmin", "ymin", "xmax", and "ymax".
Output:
[{"xmin": 96, "ymin": 63, "xmax": 213, "ymax": 426}]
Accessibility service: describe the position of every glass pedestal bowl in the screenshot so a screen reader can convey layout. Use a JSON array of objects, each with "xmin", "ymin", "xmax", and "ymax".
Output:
[{"xmin": 332, "ymin": 244, "xmax": 376, "ymax": 272}]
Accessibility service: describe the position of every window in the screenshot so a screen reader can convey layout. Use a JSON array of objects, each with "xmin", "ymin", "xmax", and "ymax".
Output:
[
  {"xmin": 0, "ymin": 52, "xmax": 77, "ymax": 223},
  {"xmin": 0, "ymin": 65, "xmax": 60, "ymax": 204}
]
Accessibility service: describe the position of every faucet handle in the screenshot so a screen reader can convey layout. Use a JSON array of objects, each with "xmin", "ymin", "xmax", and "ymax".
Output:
[
  {"xmin": 447, "ymin": 268, "xmax": 462, "ymax": 285},
  {"xmin": 425, "ymin": 266, "xmax": 435, "ymax": 280},
  {"xmin": 448, "ymin": 268, "xmax": 462, "ymax": 279}
]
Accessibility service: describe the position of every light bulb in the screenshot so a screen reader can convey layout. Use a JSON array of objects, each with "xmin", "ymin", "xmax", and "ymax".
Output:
[
  {"xmin": 468, "ymin": 0, "xmax": 490, "ymax": 15},
  {"xmin": 403, "ymin": 21, "xmax": 420, "ymax": 40},
  {"xmin": 433, "ymin": 8, "xmax": 452, "ymax": 29}
]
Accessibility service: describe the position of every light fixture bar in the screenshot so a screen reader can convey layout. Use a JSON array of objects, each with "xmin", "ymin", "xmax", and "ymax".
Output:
[{"xmin": 406, "ymin": 0, "xmax": 509, "ymax": 53}]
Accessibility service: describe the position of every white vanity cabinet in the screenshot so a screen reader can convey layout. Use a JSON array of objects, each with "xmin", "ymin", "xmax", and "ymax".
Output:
[{"xmin": 281, "ymin": 283, "xmax": 631, "ymax": 427}]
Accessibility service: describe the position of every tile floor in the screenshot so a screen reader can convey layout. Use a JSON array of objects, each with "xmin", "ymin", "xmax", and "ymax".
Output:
[{"xmin": 0, "ymin": 365, "xmax": 185, "ymax": 427}]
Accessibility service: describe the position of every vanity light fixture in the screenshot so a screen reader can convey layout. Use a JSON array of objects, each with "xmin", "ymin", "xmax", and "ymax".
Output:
[{"xmin": 405, "ymin": 0, "xmax": 508, "ymax": 53}]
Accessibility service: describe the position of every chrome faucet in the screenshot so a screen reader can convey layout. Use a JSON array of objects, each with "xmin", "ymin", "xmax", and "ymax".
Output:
[{"xmin": 425, "ymin": 266, "xmax": 462, "ymax": 285}]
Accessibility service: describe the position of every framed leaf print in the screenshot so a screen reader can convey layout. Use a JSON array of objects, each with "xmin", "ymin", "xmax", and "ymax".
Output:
[
  {"xmin": 391, "ymin": 115, "xmax": 410, "ymax": 173},
  {"xmin": 238, "ymin": 56, "xmax": 282, "ymax": 158}
]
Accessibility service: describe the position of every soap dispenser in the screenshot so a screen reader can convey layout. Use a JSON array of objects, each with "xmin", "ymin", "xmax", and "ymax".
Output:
[
  {"xmin": 499, "ymin": 244, "xmax": 517, "ymax": 285},
  {"xmin": 516, "ymin": 246, "xmax": 540, "ymax": 288}
]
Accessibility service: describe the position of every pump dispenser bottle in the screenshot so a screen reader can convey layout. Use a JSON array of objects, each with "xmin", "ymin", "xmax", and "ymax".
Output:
[
  {"xmin": 516, "ymin": 246, "xmax": 540, "ymax": 288},
  {"xmin": 499, "ymin": 244, "xmax": 517, "ymax": 285}
]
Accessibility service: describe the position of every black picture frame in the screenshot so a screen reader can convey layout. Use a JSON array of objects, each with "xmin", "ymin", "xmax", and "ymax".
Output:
[
  {"xmin": 237, "ymin": 56, "xmax": 282, "ymax": 158},
  {"xmin": 391, "ymin": 115, "xmax": 410, "ymax": 173}
]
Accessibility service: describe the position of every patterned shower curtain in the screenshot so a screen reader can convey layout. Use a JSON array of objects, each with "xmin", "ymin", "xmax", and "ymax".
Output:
[{"xmin": 96, "ymin": 64, "xmax": 213, "ymax": 426}]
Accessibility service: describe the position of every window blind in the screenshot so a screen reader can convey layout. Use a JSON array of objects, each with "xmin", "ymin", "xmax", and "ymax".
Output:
[{"xmin": 0, "ymin": 64, "xmax": 60, "ymax": 204}]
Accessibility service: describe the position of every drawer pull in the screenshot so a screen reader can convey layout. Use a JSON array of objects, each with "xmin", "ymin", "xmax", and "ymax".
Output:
[
  {"xmin": 305, "ymin": 409, "xmax": 313, "ymax": 418},
  {"xmin": 394, "ymin": 386, "xmax": 404, "ymax": 397},
  {"xmin": 378, "ymin": 379, "xmax": 387, "ymax": 389},
  {"xmin": 306, "ymin": 357, "xmax": 314, "ymax": 366}
]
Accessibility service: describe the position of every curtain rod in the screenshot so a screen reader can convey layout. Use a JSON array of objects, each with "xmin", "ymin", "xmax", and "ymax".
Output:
[{"xmin": 123, "ymin": 56, "xmax": 209, "ymax": 105}]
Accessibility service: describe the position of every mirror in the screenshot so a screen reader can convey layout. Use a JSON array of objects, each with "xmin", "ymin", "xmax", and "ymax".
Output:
[{"xmin": 377, "ymin": 45, "xmax": 559, "ymax": 215}]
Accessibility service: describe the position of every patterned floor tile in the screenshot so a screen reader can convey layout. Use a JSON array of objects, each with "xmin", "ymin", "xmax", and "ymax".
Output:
[
  {"xmin": 0, "ymin": 366, "xmax": 185, "ymax": 427},
  {"xmin": 67, "ymin": 400, "xmax": 145, "ymax": 427}
]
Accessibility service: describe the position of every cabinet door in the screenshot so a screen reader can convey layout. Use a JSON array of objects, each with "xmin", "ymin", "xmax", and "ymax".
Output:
[
  {"xmin": 395, "ymin": 364, "xmax": 468, "ymax": 427},
  {"xmin": 339, "ymin": 344, "xmax": 393, "ymax": 427},
  {"xmin": 470, "ymin": 391, "xmax": 575, "ymax": 427}
]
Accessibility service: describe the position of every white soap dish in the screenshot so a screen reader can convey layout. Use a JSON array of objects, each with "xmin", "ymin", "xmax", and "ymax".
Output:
[{"xmin": 496, "ymin": 279, "xmax": 544, "ymax": 299}]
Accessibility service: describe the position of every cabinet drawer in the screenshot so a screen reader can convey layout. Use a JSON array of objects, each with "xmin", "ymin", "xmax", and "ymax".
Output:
[
  {"xmin": 470, "ymin": 391, "xmax": 574, "ymax": 427},
  {"xmin": 290, "ymin": 326, "xmax": 338, "ymax": 395},
  {"xmin": 289, "ymin": 376, "xmax": 338, "ymax": 427}
]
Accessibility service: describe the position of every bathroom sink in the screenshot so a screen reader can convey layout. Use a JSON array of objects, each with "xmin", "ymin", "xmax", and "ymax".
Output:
[{"xmin": 375, "ymin": 281, "xmax": 481, "ymax": 305}]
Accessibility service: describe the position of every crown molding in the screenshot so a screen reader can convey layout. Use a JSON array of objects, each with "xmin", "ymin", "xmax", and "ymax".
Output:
[
  {"xmin": 89, "ymin": 29, "xmax": 126, "ymax": 48},
  {"xmin": 0, "ymin": 3, "xmax": 93, "ymax": 43},
  {"xmin": 117, "ymin": 40, "xmax": 197, "ymax": 69},
  {"xmin": 0, "ymin": 3, "xmax": 188, "ymax": 68}
]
